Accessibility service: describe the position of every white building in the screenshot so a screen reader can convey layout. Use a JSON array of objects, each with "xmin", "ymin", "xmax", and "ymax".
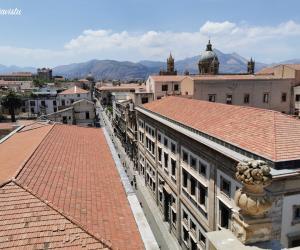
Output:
[
  {"xmin": 42, "ymin": 99, "xmax": 96, "ymax": 126},
  {"xmin": 58, "ymin": 86, "xmax": 91, "ymax": 107}
]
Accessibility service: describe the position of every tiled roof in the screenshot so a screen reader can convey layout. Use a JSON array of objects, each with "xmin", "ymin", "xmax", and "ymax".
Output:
[
  {"xmin": 0, "ymin": 122, "xmax": 53, "ymax": 185},
  {"xmin": 256, "ymin": 64, "xmax": 300, "ymax": 75},
  {"xmin": 190, "ymin": 74, "xmax": 283, "ymax": 80},
  {"xmin": 150, "ymin": 75, "xmax": 187, "ymax": 82},
  {"xmin": 0, "ymin": 182, "xmax": 108, "ymax": 249},
  {"xmin": 59, "ymin": 86, "xmax": 89, "ymax": 95},
  {"xmin": 255, "ymin": 67, "xmax": 275, "ymax": 75},
  {"xmin": 97, "ymin": 84, "xmax": 144, "ymax": 91},
  {"xmin": 284, "ymin": 64, "xmax": 300, "ymax": 70},
  {"xmin": 142, "ymin": 96, "xmax": 300, "ymax": 162},
  {"xmin": 16, "ymin": 125, "xmax": 143, "ymax": 250}
]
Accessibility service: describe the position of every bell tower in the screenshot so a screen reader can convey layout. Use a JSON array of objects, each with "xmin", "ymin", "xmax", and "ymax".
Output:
[
  {"xmin": 159, "ymin": 52, "xmax": 177, "ymax": 75},
  {"xmin": 247, "ymin": 58, "xmax": 255, "ymax": 74}
]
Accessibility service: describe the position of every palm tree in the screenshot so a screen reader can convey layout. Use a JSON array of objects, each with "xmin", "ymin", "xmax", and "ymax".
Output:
[{"xmin": 1, "ymin": 90, "xmax": 22, "ymax": 122}]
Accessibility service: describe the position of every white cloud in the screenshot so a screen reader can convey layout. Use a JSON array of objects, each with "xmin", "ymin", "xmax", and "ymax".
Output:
[{"xmin": 1, "ymin": 20, "xmax": 300, "ymax": 67}]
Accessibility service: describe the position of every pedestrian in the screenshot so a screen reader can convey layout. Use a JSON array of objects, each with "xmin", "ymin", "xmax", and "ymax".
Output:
[{"xmin": 139, "ymin": 202, "xmax": 143, "ymax": 208}]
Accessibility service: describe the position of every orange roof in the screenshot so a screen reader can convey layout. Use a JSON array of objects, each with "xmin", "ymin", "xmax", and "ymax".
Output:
[
  {"xmin": 59, "ymin": 86, "xmax": 89, "ymax": 95},
  {"xmin": 142, "ymin": 96, "xmax": 300, "ymax": 162},
  {"xmin": 0, "ymin": 122, "xmax": 54, "ymax": 185},
  {"xmin": 283, "ymin": 64, "xmax": 300, "ymax": 70},
  {"xmin": 150, "ymin": 75, "xmax": 187, "ymax": 82},
  {"xmin": 256, "ymin": 64, "xmax": 300, "ymax": 75},
  {"xmin": 255, "ymin": 67, "xmax": 275, "ymax": 75},
  {"xmin": 14, "ymin": 124, "xmax": 143, "ymax": 249},
  {"xmin": 97, "ymin": 83, "xmax": 144, "ymax": 91},
  {"xmin": 190, "ymin": 74, "xmax": 284, "ymax": 80},
  {"xmin": 0, "ymin": 182, "xmax": 108, "ymax": 249}
]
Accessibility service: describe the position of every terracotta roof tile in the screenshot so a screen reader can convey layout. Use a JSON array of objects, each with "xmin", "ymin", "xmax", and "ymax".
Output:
[
  {"xmin": 0, "ymin": 122, "xmax": 53, "ymax": 185},
  {"xmin": 255, "ymin": 67, "xmax": 275, "ymax": 75},
  {"xmin": 97, "ymin": 84, "xmax": 145, "ymax": 91},
  {"xmin": 16, "ymin": 125, "xmax": 144, "ymax": 250},
  {"xmin": 142, "ymin": 96, "xmax": 300, "ymax": 162},
  {"xmin": 59, "ymin": 86, "xmax": 89, "ymax": 95},
  {"xmin": 0, "ymin": 182, "xmax": 107, "ymax": 249},
  {"xmin": 150, "ymin": 75, "xmax": 187, "ymax": 82},
  {"xmin": 190, "ymin": 74, "xmax": 282, "ymax": 80}
]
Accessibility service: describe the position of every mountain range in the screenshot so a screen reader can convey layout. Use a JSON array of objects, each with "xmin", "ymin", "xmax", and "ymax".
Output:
[{"xmin": 0, "ymin": 50, "xmax": 299, "ymax": 80}]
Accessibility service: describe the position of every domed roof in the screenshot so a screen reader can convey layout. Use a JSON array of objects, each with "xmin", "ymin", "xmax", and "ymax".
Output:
[{"xmin": 199, "ymin": 40, "xmax": 219, "ymax": 62}]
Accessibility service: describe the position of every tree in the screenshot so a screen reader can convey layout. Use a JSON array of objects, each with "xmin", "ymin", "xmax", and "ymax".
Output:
[
  {"xmin": 33, "ymin": 79, "xmax": 45, "ymax": 88},
  {"xmin": 1, "ymin": 91, "xmax": 22, "ymax": 122}
]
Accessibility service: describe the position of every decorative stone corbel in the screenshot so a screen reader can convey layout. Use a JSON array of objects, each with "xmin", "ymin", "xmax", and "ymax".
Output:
[
  {"xmin": 235, "ymin": 160, "xmax": 272, "ymax": 217},
  {"xmin": 232, "ymin": 160, "xmax": 273, "ymax": 244}
]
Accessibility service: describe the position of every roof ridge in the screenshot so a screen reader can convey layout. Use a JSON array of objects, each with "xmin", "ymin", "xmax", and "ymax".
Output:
[
  {"xmin": 167, "ymin": 96, "xmax": 298, "ymax": 117},
  {"xmin": 13, "ymin": 180, "xmax": 113, "ymax": 250},
  {"xmin": 13, "ymin": 123, "xmax": 56, "ymax": 180},
  {"xmin": 273, "ymin": 112, "xmax": 278, "ymax": 162}
]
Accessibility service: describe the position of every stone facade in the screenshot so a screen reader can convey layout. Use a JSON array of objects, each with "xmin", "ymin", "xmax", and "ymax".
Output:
[
  {"xmin": 43, "ymin": 99, "xmax": 96, "ymax": 126},
  {"xmin": 135, "ymin": 105, "xmax": 300, "ymax": 249}
]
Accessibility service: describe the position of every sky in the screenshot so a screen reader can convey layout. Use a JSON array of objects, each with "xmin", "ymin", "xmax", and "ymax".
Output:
[{"xmin": 0, "ymin": 0, "xmax": 300, "ymax": 67}]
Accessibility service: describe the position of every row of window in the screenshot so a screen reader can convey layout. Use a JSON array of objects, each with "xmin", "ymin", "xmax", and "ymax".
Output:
[
  {"xmin": 208, "ymin": 92, "xmax": 287, "ymax": 104},
  {"xmin": 182, "ymin": 208, "xmax": 206, "ymax": 250},
  {"xmin": 30, "ymin": 100, "xmax": 57, "ymax": 107},
  {"xmin": 157, "ymin": 132, "xmax": 177, "ymax": 154},
  {"xmin": 182, "ymin": 169, "xmax": 208, "ymax": 211},
  {"xmin": 158, "ymin": 147, "xmax": 177, "ymax": 182},
  {"xmin": 161, "ymin": 84, "xmax": 179, "ymax": 92},
  {"xmin": 146, "ymin": 136, "xmax": 155, "ymax": 155},
  {"xmin": 145, "ymin": 124, "xmax": 155, "ymax": 137},
  {"xmin": 182, "ymin": 149, "xmax": 208, "ymax": 179}
]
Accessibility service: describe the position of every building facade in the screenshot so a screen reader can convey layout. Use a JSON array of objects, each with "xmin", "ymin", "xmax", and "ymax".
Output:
[
  {"xmin": 191, "ymin": 74, "xmax": 295, "ymax": 114},
  {"xmin": 43, "ymin": 99, "xmax": 96, "ymax": 126},
  {"xmin": 146, "ymin": 75, "xmax": 194, "ymax": 100},
  {"xmin": 135, "ymin": 96, "xmax": 300, "ymax": 249},
  {"xmin": 37, "ymin": 67, "xmax": 53, "ymax": 81},
  {"xmin": 58, "ymin": 86, "xmax": 91, "ymax": 108}
]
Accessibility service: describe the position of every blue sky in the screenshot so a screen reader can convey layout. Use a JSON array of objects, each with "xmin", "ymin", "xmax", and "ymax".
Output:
[{"xmin": 0, "ymin": 0, "xmax": 299, "ymax": 66}]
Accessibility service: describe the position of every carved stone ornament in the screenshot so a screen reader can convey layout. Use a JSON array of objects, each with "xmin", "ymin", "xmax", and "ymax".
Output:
[{"xmin": 234, "ymin": 160, "xmax": 272, "ymax": 217}]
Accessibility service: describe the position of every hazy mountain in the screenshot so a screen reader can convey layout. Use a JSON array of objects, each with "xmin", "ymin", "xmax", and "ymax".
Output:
[
  {"xmin": 164, "ymin": 49, "xmax": 267, "ymax": 74},
  {"xmin": 53, "ymin": 60, "xmax": 152, "ymax": 80},
  {"xmin": 277, "ymin": 59, "xmax": 300, "ymax": 64},
  {"xmin": 0, "ymin": 64, "xmax": 36, "ymax": 74},
  {"xmin": 0, "ymin": 50, "xmax": 297, "ymax": 80}
]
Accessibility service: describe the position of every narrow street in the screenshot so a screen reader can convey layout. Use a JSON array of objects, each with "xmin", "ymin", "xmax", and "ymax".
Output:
[{"xmin": 95, "ymin": 102, "xmax": 182, "ymax": 250}]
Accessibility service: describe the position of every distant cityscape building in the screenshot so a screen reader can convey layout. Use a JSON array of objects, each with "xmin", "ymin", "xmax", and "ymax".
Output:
[
  {"xmin": 0, "ymin": 72, "xmax": 33, "ymax": 81},
  {"xmin": 37, "ymin": 67, "xmax": 52, "ymax": 81},
  {"xmin": 247, "ymin": 57, "xmax": 255, "ymax": 74},
  {"xmin": 159, "ymin": 53, "xmax": 177, "ymax": 76},
  {"xmin": 42, "ymin": 99, "xmax": 96, "ymax": 126}
]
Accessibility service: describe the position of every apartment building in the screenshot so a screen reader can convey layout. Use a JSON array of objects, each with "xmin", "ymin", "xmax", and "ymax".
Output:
[
  {"xmin": 58, "ymin": 86, "xmax": 91, "ymax": 108},
  {"xmin": 146, "ymin": 75, "xmax": 194, "ymax": 100},
  {"xmin": 42, "ymin": 99, "xmax": 96, "ymax": 126},
  {"xmin": 136, "ymin": 96, "xmax": 300, "ymax": 249}
]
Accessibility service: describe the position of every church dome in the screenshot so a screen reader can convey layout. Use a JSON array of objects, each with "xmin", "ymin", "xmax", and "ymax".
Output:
[
  {"xmin": 200, "ymin": 50, "xmax": 218, "ymax": 62},
  {"xmin": 199, "ymin": 40, "xmax": 218, "ymax": 62},
  {"xmin": 198, "ymin": 40, "xmax": 219, "ymax": 75}
]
